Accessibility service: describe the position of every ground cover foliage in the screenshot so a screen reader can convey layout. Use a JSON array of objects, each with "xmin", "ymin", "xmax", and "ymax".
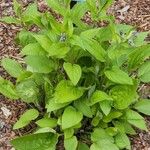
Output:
[{"xmin": 0, "ymin": 0, "xmax": 150, "ymax": 149}]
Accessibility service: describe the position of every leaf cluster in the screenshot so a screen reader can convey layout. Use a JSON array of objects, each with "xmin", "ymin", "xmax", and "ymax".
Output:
[{"xmin": 0, "ymin": 0, "xmax": 150, "ymax": 150}]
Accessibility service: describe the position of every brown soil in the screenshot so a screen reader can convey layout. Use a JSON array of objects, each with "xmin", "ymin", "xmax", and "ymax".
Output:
[{"xmin": 0, "ymin": 0, "xmax": 150, "ymax": 150}]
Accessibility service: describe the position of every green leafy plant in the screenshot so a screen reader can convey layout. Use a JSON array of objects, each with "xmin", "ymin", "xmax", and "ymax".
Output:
[{"xmin": 0, "ymin": 0, "xmax": 150, "ymax": 150}]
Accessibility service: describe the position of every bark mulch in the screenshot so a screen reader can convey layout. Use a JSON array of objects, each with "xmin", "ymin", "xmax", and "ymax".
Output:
[{"xmin": 0, "ymin": 0, "xmax": 150, "ymax": 150}]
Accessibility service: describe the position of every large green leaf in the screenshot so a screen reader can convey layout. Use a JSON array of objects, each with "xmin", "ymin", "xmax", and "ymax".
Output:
[
  {"xmin": 124, "ymin": 109, "xmax": 147, "ymax": 131},
  {"xmin": 109, "ymin": 85, "xmax": 137, "ymax": 110},
  {"xmin": 134, "ymin": 99, "xmax": 150, "ymax": 115},
  {"xmin": 91, "ymin": 128, "xmax": 119, "ymax": 150},
  {"xmin": 64, "ymin": 128, "xmax": 74, "ymax": 139},
  {"xmin": 91, "ymin": 128, "xmax": 114, "ymax": 143},
  {"xmin": 71, "ymin": 35, "xmax": 106, "ymax": 62},
  {"xmin": 63, "ymin": 62, "xmax": 82, "ymax": 85},
  {"xmin": 62, "ymin": 106, "xmax": 83, "ymax": 129},
  {"xmin": 13, "ymin": 109, "xmax": 39, "ymax": 129},
  {"xmin": 46, "ymin": 0, "xmax": 66, "ymax": 16},
  {"xmin": 105, "ymin": 66, "xmax": 133, "ymax": 85},
  {"xmin": 128, "ymin": 45, "xmax": 150, "ymax": 69},
  {"xmin": 133, "ymin": 32, "xmax": 149, "ymax": 47},
  {"xmin": 16, "ymin": 79, "xmax": 39, "ymax": 103},
  {"xmin": 90, "ymin": 141, "xmax": 119, "ymax": 150},
  {"xmin": 89, "ymin": 90, "xmax": 113, "ymax": 106},
  {"xmin": 74, "ymin": 99, "xmax": 93, "ymax": 118},
  {"xmin": 19, "ymin": 30, "xmax": 36, "ymax": 46},
  {"xmin": 100, "ymin": 101, "xmax": 112, "ymax": 116},
  {"xmin": 11, "ymin": 133, "xmax": 58, "ymax": 150},
  {"xmin": 108, "ymin": 45, "xmax": 130, "ymax": 67},
  {"xmin": 138, "ymin": 61, "xmax": 150, "ymax": 83},
  {"xmin": 114, "ymin": 121, "xmax": 136, "ymax": 135},
  {"xmin": 47, "ymin": 43, "xmax": 70, "ymax": 58},
  {"xmin": 71, "ymin": 2, "xmax": 88, "ymax": 28},
  {"xmin": 32, "ymin": 34, "xmax": 52, "ymax": 51},
  {"xmin": 115, "ymin": 133, "xmax": 131, "ymax": 150},
  {"xmin": 0, "ymin": 16, "xmax": 20, "ymax": 24},
  {"xmin": 78, "ymin": 142, "xmax": 89, "ymax": 150},
  {"xmin": 21, "ymin": 43, "xmax": 47, "ymax": 56},
  {"xmin": 103, "ymin": 111, "xmax": 122, "ymax": 123},
  {"xmin": 1, "ymin": 58, "xmax": 24, "ymax": 78},
  {"xmin": 54, "ymin": 80, "xmax": 84, "ymax": 103},
  {"xmin": 64, "ymin": 136, "xmax": 78, "ymax": 150},
  {"xmin": 81, "ymin": 37, "xmax": 106, "ymax": 62},
  {"xmin": 46, "ymin": 98, "xmax": 70, "ymax": 112},
  {"xmin": 25, "ymin": 56, "xmax": 55, "ymax": 73},
  {"xmin": 81, "ymin": 28, "xmax": 100, "ymax": 39},
  {"xmin": 36, "ymin": 118, "xmax": 57, "ymax": 128},
  {"xmin": 13, "ymin": 0, "xmax": 21, "ymax": 16},
  {"xmin": 96, "ymin": 26, "xmax": 113, "ymax": 42},
  {"xmin": 0, "ymin": 77, "xmax": 18, "ymax": 99},
  {"xmin": 22, "ymin": 3, "xmax": 41, "ymax": 26}
]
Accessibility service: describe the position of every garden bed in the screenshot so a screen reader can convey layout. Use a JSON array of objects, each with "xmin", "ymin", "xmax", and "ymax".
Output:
[{"xmin": 0, "ymin": 0, "xmax": 150, "ymax": 150}]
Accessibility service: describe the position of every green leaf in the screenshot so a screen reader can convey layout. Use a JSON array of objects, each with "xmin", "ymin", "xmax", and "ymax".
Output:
[
  {"xmin": 16, "ymin": 79, "xmax": 39, "ymax": 103},
  {"xmin": 91, "ymin": 113, "xmax": 102, "ymax": 127},
  {"xmin": 62, "ymin": 106, "xmax": 83, "ymax": 129},
  {"xmin": 21, "ymin": 43, "xmax": 47, "ymax": 56},
  {"xmin": 103, "ymin": 111, "xmax": 122, "ymax": 123},
  {"xmin": 0, "ymin": 16, "xmax": 20, "ymax": 24},
  {"xmin": 64, "ymin": 0, "xmax": 71, "ymax": 6},
  {"xmin": 22, "ymin": 3, "xmax": 41, "ymax": 26},
  {"xmin": 91, "ymin": 128, "xmax": 114, "ymax": 143},
  {"xmin": 46, "ymin": 98, "xmax": 70, "ymax": 112},
  {"xmin": 96, "ymin": 26, "xmax": 113, "ymax": 42},
  {"xmin": 109, "ymin": 85, "xmax": 137, "ymax": 110},
  {"xmin": 115, "ymin": 133, "xmax": 131, "ymax": 150},
  {"xmin": 1, "ymin": 58, "xmax": 24, "ymax": 78},
  {"xmin": 11, "ymin": 133, "xmax": 58, "ymax": 150},
  {"xmin": 128, "ymin": 45, "xmax": 150, "ymax": 69},
  {"xmin": 0, "ymin": 77, "xmax": 18, "ymax": 99},
  {"xmin": 71, "ymin": 35, "xmax": 106, "ymax": 62},
  {"xmin": 81, "ymin": 28, "xmax": 100, "ymax": 39},
  {"xmin": 81, "ymin": 37, "xmax": 106, "ymax": 62},
  {"xmin": 64, "ymin": 128, "xmax": 74, "ymax": 139},
  {"xmin": 105, "ymin": 127, "xmax": 118, "ymax": 137},
  {"xmin": 36, "ymin": 118, "xmax": 57, "ymax": 128},
  {"xmin": 47, "ymin": 43, "xmax": 70, "ymax": 58},
  {"xmin": 13, "ymin": 0, "xmax": 21, "ymax": 16},
  {"xmin": 115, "ymin": 24, "xmax": 133, "ymax": 37},
  {"xmin": 13, "ymin": 109, "xmax": 39, "ymax": 129},
  {"xmin": 19, "ymin": 30, "xmax": 36, "ymax": 46},
  {"xmin": 90, "ymin": 141, "xmax": 119, "ymax": 150},
  {"xmin": 54, "ymin": 80, "xmax": 84, "ymax": 103},
  {"xmin": 46, "ymin": 0, "xmax": 66, "ymax": 16},
  {"xmin": 25, "ymin": 56, "xmax": 55, "ymax": 73},
  {"xmin": 63, "ymin": 62, "xmax": 82, "ymax": 85},
  {"xmin": 89, "ymin": 90, "xmax": 113, "ymax": 106},
  {"xmin": 105, "ymin": 66, "xmax": 133, "ymax": 85},
  {"xmin": 74, "ymin": 99, "xmax": 93, "ymax": 118},
  {"xmin": 64, "ymin": 136, "xmax": 78, "ymax": 150},
  {"xmin": 32, "ymin": 34, "xmax": 52, "ymax": 51},
  {"xmin": 91, "ymin": 128, "xmax": 119, "ymax": 150},
  {"xmin": 71, "ymin": 2, "xmax": 88, "ymax": 28},
  {"xmin": 114, "ymin": 121, "xmax": 136, "ymax": 135},
  {"xmin": 133, "ymin": 32, "xmax": 149, "ymax": 47},
  {"xmin": 78, "ymin": 142, "xmax": 89, "ymax": 150},
  {"xmin": 100, "ymin": 101, "xmax": 111, "ymax": 116},
  {"xmin": 138, "ymin": 61, "xmax": 150, "ymax": 83},
  {"xmin": 125, "ymin": 109, "xmax": 148, "ymax": 131},
  {"xmin": 35, "ymin": 127, "xmax": 56, "ymax": 134},
  {"xmin": 134, "ymin": 99, "xmax": 150, "ymax": 115}
]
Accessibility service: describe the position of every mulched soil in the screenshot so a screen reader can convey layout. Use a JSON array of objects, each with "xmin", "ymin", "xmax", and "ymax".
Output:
[{"xmin": 0, "ymin": 0, "xmax": 150, "ymax": 150}]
